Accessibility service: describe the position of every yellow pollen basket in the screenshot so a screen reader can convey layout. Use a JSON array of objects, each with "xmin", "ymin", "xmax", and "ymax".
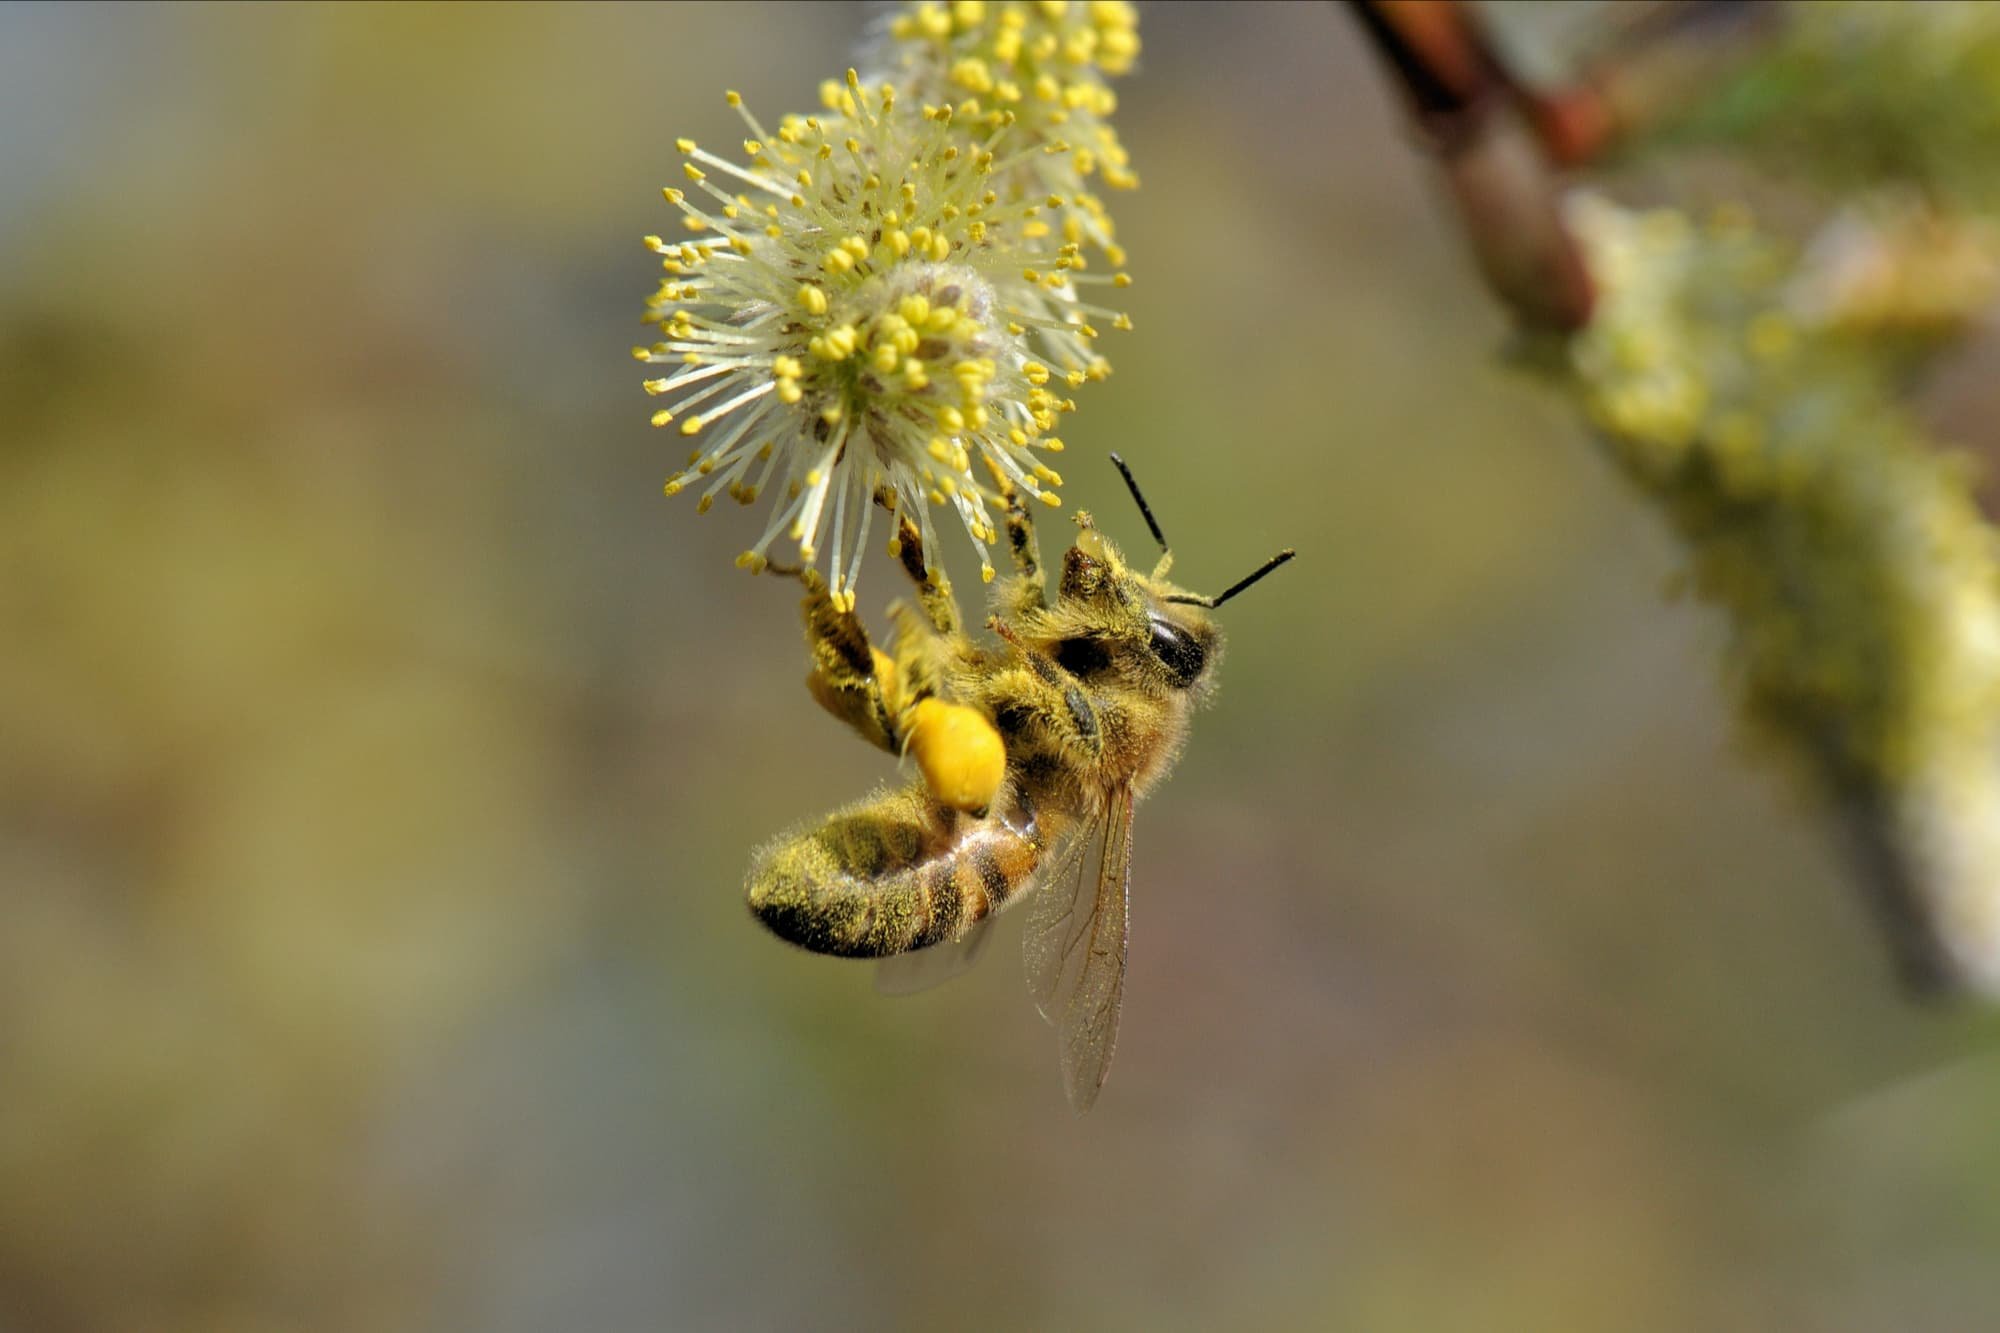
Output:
[{"xmin": 905, "ymin": 698, "xmax": 1006, "ymax": 814}]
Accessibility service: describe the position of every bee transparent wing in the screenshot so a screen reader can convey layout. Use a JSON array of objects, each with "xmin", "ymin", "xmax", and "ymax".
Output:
[
  {"xmin": 1022, "ymin": 815, "xmax": 1100, "ymax": 1020},
  {"xmin": 873, "ymin": 916, "xmax": 998, "ymax": 996},
  {"xmin": 1022, "ymin": 786, "xmax": 1135, "ymax": 1113}
]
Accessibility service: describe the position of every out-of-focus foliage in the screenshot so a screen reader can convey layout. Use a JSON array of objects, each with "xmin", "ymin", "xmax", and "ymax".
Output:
[{"xmin": 6, "ymin": 4, "xmax": 2000, "ymax": 1331}]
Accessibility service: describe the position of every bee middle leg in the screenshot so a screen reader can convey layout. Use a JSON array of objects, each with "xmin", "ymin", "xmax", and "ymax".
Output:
[
  {"xmin": 993, "ymin": 469, "xmax": 1044, "ymax": 594},
  {"xmin": 890, "ymin": 514, "xmax": 964, "ymax": 638}
]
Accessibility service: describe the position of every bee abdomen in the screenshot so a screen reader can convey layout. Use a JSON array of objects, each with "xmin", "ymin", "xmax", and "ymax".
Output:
[{"xmin": 746, "ymin": 788, "xmax": 1041, "ymax": 959}]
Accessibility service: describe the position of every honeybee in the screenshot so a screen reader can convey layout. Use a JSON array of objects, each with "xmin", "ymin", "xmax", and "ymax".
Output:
[{"xmin": 747, "ymin": 456, "xmax": 1293, "ymax": 1111}]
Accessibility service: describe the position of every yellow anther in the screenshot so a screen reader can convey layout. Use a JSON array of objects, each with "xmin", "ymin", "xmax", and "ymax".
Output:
[
  {"xmin": 680, "ymin": 416, "xmax": 703, "ymax": 435},
  {"xmin": 915, "ymin": 2, "xmax": 952, "ymax": 38},
  {"xmin": 797, "ymin": 284, "xmax": 829, "ymax": 315},
  {"xmin": 1038, "ymin": 491, "xmax": 1062, "ymax": 507},
  {"xmin": 952, "ymin": 57, "xmax": 995, "ymax": 94},
  {"xmin": 663, "ymin": 475, "xmax": 685, "ymax": 495},
  {"xmin": 676, "ymin": 138, "xmax": 697, "ymax": 153},
  {"xmin": 651, "ymin": 409, "xmax": 675, "ymax": 427},
  {"xmin": 683, "ymin": 163, "xmax": 706, "ymax": 182}
]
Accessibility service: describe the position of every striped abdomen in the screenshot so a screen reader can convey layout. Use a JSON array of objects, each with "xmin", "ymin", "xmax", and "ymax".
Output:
[{"xmin": 747, "ymin": 783, "xmax": 1061, "ymax": 958}]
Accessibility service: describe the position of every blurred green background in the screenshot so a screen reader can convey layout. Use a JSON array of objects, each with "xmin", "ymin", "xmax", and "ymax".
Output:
[{"xmin": 6, "ymin": 3, "xmax": 2000, "ymax": 1329}]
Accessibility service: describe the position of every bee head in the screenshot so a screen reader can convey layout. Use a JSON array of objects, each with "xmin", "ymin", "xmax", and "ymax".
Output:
[{"xmin": 1037, "ymin": 459, "xmax": 1294, "ymax": 696}]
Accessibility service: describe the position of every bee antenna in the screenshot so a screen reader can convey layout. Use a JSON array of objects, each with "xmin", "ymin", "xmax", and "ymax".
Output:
[
  {"xmin": 1164, "ymin": 549, "xmax": 1297, "ymax": 608},
  {"xmin": 1108, "ymin": 453, "xmax": 1169, "ymax": 554}
]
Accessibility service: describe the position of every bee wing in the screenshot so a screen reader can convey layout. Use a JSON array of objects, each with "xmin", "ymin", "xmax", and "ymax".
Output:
[
  {"xmin": 873, "ymin": 916, "xmax": 999, "ymax": 996},
  {"xmin": 1022, "ymin": 786, "xmax": 1135, "ymax": 1113}
]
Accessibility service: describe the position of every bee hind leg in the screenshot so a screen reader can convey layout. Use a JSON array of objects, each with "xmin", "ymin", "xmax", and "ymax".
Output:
[{"xmin": 770, "ymin": 565, "xmax": 903, "ymax": 755}]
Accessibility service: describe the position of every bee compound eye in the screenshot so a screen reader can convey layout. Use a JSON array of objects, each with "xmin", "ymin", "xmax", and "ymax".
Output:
[
  {"xmin": 1147, "ymin": 616, "xmax": 1206, "ymax": 687},
  {"xmin": 1054, "ymin": 635, "xmax": 1112, "ymax": 678}
]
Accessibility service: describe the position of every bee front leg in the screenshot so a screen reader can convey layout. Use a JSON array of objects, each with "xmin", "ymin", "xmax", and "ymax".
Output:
[{"xmin": 985, "ymin": 617, "xmax": 1105, "ymax": 766}]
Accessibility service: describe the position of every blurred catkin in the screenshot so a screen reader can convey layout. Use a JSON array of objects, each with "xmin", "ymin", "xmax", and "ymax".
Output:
[{"xmin": 1562, "ymin": 196, "xmax": 2000, "ymax": 992}]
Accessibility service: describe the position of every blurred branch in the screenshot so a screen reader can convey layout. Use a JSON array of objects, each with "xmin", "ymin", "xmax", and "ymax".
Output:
[
  {"xmin": 1346, "ymin": 1, "xmax": 2000, "ymax": 1001},
  {"xmin": 1344, "ymin": 0, "xmax": 1594, "ymax": 331},
  {"xmin": 1344, "ymin": 0, "xmax": 1776, "ymax": 332}
]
